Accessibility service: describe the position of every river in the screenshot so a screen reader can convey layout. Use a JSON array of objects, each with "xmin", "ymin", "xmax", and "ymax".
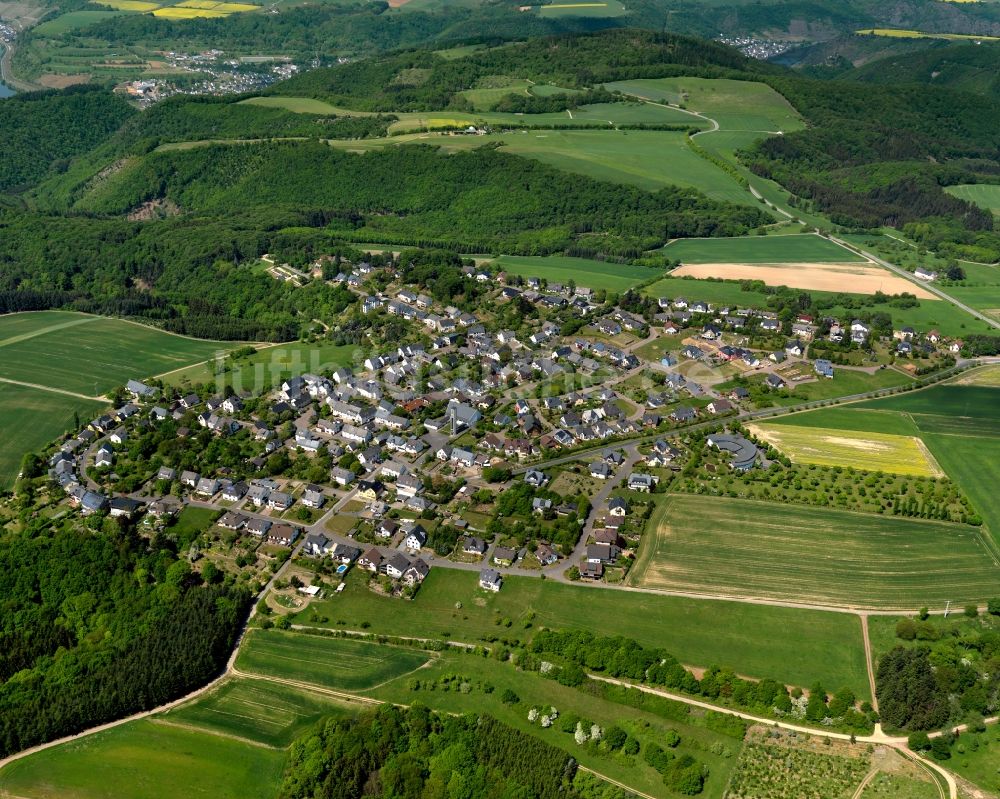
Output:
[{"xmin": 0, "ymin": 43, "xmax": 15, "ymax": 97}]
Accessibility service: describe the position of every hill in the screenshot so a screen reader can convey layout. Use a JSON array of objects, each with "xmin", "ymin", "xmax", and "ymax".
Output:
[{"xmin": 840, "ymin": 40, "xmax": 1000, "ymax": 97}]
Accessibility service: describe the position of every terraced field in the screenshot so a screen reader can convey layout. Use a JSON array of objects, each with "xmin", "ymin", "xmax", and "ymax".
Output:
[
  {"xmin": 234, "ymin": 630, "xmax": 431, "ymax": 691},
  {"xmin": 629, "ymin": 494, "xmax": 1000, "ymax": 608},
  {"xmin": 164, "ymin": 678, "xmax": 357, "ymax": 747}
]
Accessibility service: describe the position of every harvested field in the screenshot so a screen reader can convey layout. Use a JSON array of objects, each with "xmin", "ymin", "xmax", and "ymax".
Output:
[
  {"xmin": 37, "ymin": 73, "xmax": 91, "ymax": 88},
  {"xmin": 629, "ymin": 494, "xmax": 1000, "ymax": 608},
  {"xmin": 671, "ymin": 261, "xmax": 936, "ymax": 298},
  {"xmin": 746, "ymin": 423, "xmax": 943, "ymax": 477}
]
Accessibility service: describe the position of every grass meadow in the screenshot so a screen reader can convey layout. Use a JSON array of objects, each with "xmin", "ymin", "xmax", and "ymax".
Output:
[
  {"xmin": 0, "ymin": 382, "xmax": 103, "ymax": 491},
  {"xmin": 301, "ymin": 569, "xmax": 871, "ymax": 697},
  {"xmin": 661, "ymin": 234, "xmax": 863, "ymax": 263},
  {"xmin": 33, "ymin": 10, "xmax": 120, "ymax": 34},
  {"xmin": 164, "ymin": 677, "xmax": 358, "ymax": 747},
  {"xmin": 235, "ymin": 629, "xmax": 431, "ymax": 690},
  {"xmin": 781, "ymin": 384, "xmax": 1000, "ymax": 549},
  {"xmin": 0, "ymin": 718, "xmax": 285, "ymax": 799},
  {"xmin": 944, "ymin": 183, "xmax": 1000, "ymax": 215},
  {"xmin": 746, "ymin": 422, "xmax": 942, "ymax": 476},
  {"xmin": 630, "ymin": 495, "xmax": 999, "ymax": 609},
  {"xmin": 0, "ymin": 311, "xmax": 226, "ymax": 394},
  {"xmin": 366, "ymin": 645, "xmax": 742, "ymax": 799},
  {"xmin": 490, "ymin": 254, "xmax": 658, "ymax": 291}
]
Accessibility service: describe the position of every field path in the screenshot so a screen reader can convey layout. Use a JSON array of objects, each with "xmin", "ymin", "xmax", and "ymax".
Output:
[
  {"xmin": 0, "ymin": 315, "xmax": 98, "ymax": 350},
  {"xmin": 0, "ymin": 376, "xmax": 107, "ymax": 402},
  {"xmin": 860, "ymin": 614, "xmax": 879, "ymax": 714},
  {"xmin": 850, "ymin": 768, "xmax": 879, "ymax": 799}
]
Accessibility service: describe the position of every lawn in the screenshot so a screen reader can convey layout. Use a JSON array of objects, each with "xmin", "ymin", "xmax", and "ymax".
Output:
[
  {"xmin": 301, "ymin": 569, "xmax": 871, "ymax": 698},
  {"xmin": 0, "ymin": 718, "xmax": 284, "ymax": 799},
  {"xmin": 629, "ymin": 495, "xmax": 1000, "ymax": 609},
  {"xmin": 489, "ymin": 254, "xmax": 659, "ymax": 291},
  {"xmin": 943, "ymin": 183, "xmax": 1000, "ymax": 215},
  {"xmin": 235, "ymin": 629, "xmax": 431, "ymax": 690},
  {"xmin": 164, "ymin": 677, "xmax": 357, "ymax": 747},
  {"xmin": 162, "ymin": 340, "xmax": 357, "ymax": 390},
  {"xmin": 746, "ymin": 422, "xmax": 942, "ymax": 476},
  {"xmin": 0, "ymin": 382, "xmax": 103, "ymax": 491},
  {"xmin": 770, "ymin": 367, "xmax": 913, "ymax": 404},
  {"xmin": 661, "ymin": 234, "xmax": 864, "ymax": 264},
  {"xmin": 0, "ymin": 311, "xmax": 227, "ymax": 395}
]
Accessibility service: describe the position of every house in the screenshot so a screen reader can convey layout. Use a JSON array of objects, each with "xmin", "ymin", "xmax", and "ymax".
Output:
[
  {"xmin": 402, "ymin": 522, "xmax": 427, "ymax": 551},
  {"xmin": 95, "ymin": 445, "xmax": 114, "ymax": 468},
  {"xmin": 358, "ymin": 547, "xmax": 383, "ymax": 572},
  {"xmin": 493, "ymin": 546, "xmax": 517, "ymax": 566},
  {"xmin": 590, "ymin": 462, "xmax": 612, "ymax": 480},
  {"xmin": 765, "ymin": 373, "xmax": 786, "ymax": 389},
  {"xmin": 462, "ymin": 536, "xmax": 487, "ymax": 556},
  {"xmin": 302, "ymin": 485, "xmax": 326, "ymax": 508},
  {"xmin": 586, "ymin": 543, "xmax": 619, "ymax": 564},
  {"xmin": 707, "ymin": 433, "xmax": 759, "ymax": 471},
  {"xmin": 180, "ymin": 470, "xmax": 200, "ymax": 488},
  {"xmin": 608, "ymin": 497, "xmax": 628, "ymax": 517},
  {"xmin": 670, "ymin": 406, "xmax": 697, "ymax": 423},
  {"xmin": 246, "ymin": 518, "xmax": 272, "ymax": 537},
  {"xmin": 80, "ymin": 490, "xmax": 108, "ymax": 515},
  {"xmin": 356, "ymin": 480, "xmax": 384, "ymax": 501},
  {"xmin": 218, "ymin": 481, "xmax": 245, "ymax": 502},
  {"xmin": 303, "ymin": 532, "xmax": 331, "ymax": 557},
  {"xmin": 109, "ymin": 427, "xmax": 128, "ymax": 445},
  {"xmin": 701, "ymin": 324, "xmax": 721, "ymax": 340},
  {"xmin": 594, "ymin": 529, "xmax": 620, "ymax": 546},
  {"xmin": 332, "ymin": 543, "xmax": 361, "ymax": 564},
  {"xmin": 385, "ymin": 553, "xmax": 411, "ymax": 579},
  {"xmin": 729, "ymin": 386, "xmax": 750, "ymax": 401},
  {"xmin": 179, "ymin": 393, "xmax": 201, "ymax": 409},
  {"xmin": 894, "ymin": 327, "xmax": 916, "ymax": 341},
  {"xmin": 524, "ymin": 470, "xmax": 547, "ymax": 488},
  {"xmin": 109, "ymin": 496, "xmax": 142, "ymax": 519},
  {"xmin": 196, "ymin": 477, "xmax": 220, "ymax": 497},
  {"xmin": 707, "ymin": 398, "xmax": 733, "ymax": 415},
  {"xmin": 126, "ymin": 379, "xmax": 156, "ymax": 399},
  {"xmin": 532, "ymin": 497, "xmax": 553, "ymax": 514},
  {"xmin": 814, "ymin": 359, "xmax": 835, "ymax": 379},
  {"xmin": 267, "ymin": 491, "xmax": 294, "ymax": 511},
  {"xmin": 784, "ymin": 339, "xmax": 804, "ymax": 358},
  {"xmin": 267, "ymin": 524, "xmax": 299, "ymax": 547},
  {"xmin": 479, "ymin": 568, "xmax": 503, "ymax": 592},
  {"xmin": 535, "ymin": 543, "xmax": 559, "ymax": 566},
  {"xmin": 580, "ymin": 561, "xmax": 604, "ymax": 580},
  {"xmin": 403, "ymin": 558, "xmax": 430, "ymax": 585},
  {"xmin": 627, "ymin": 473, "xmax": 658, "ymax": 493},
  {"xmin": 330, "ymin": 467, "xmax": 355, "ymax": 487},
  {"xmin": 914, "ymin": 266, "xmax": 938, "ymax": 281},
  {"xmin": 218, "ymin": 511, "xmax": 247, "ymax": 530}
]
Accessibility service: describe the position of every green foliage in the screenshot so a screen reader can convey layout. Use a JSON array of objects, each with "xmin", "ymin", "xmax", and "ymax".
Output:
[
  {"xmin": 279, "ymin": 705, "xmax": 578, "ymax": 799},
  {"xmin": 876, "ymin": 647, "xmax": 950, "ymax": 731},
  {"xmin": 0, "ymin": 517, "xmax": 251, "ymax": 757},
  {"xmin": 0, "ymin": 86, "xmax": 135, "ymax": 192}
]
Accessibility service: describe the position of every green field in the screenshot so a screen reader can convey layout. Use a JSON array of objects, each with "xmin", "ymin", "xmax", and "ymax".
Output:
[
  {"xmin": 328, "ymin": 129, "xmax": 754, "ymax": 203},
  {"xmin": 162, "ymin": 339, "xmax": 357, "ymax": 388},
  {"xmin": 944, "ymin": 183, "xmax": 1000, "ymax": 215},
  {"xmin": 33, "ymin": 9, "xmax": 120, "ymax": 34},
  {"xmin": 0, "ymin": 718, "xmax": 284, "ymax": 799},
  {"xmin": 661, "ymin": 234, "xmax": 864, "ymax": 263},
  {"xmin": 747, "ymin": 422, "xmax": 942, "ymax": 476},
  {"xmin": 165, "ymin": 677, "xmax": 357, "ymax": 747},
  {"xmin": 604, "ymin": 77, "xmax": 805, "ymax": 135},
  {"xmin": 235, "ymin": 629, "xmax": 430, "ymax": 690},
  {"xmin": 0, "ymin": 311, "xmax": 226, "ymax": 395},
  {"xmin": 0, "ymin": 382, "xmax": 104, "ymax": 492},
  {"xmin": 301, "ymin": 569, "xmax": 871, "ymax": 698},
  {"xmin": 535, "ymin": 0, "xmax": 628, "ymax": 17},
  {"xmin": 490, "ymin": 254, "xmax": 658, "ymax": 291},
  {"xmin": 630, "ymin": 494, "xmax": 1000, "ymax": 608},
  {"xmin": 772, "ymin": 385, "xmax": 1000, "ymax": 549},
  {"xmin": 239, "ymin": 95, "xmax": 353, "ymax": 114}
]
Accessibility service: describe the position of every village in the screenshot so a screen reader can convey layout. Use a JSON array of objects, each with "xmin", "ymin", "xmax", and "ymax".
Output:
[{"xmin": 36, "ymin": 251, "xmax": 966, "ymax": 604}]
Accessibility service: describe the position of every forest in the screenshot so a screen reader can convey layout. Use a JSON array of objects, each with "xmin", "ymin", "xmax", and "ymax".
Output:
[
  {"xmin": 0, "ymin": 86, "xmax": 135, "ymax": 192},
  {"xmin": 279, "ymin": 705, "xmax": 579, "ymax": 799},
  {"xmin": 0, "ymin": 511, "xmax": 252, "ymax": 757}
]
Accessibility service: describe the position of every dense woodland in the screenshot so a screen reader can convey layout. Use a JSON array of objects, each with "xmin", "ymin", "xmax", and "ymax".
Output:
[
  {"xmin": 279, "ymin": 705, "xmax": 579, "ymax": 799},
  {"xmin": 0, "ymin": 86, "xmax": 135, "ymax": 192},
  {"xmin": 0, "ymin": 512, "xmax": 252, "ymax": 757}
]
